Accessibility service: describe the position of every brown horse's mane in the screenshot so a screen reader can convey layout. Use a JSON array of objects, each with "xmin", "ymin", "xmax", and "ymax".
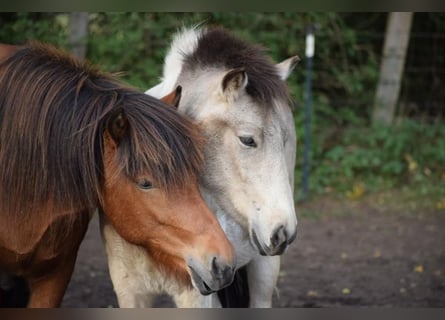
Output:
[{"xmin": 0, "ymin": 42, "xmax": 204, "ymax": 222}]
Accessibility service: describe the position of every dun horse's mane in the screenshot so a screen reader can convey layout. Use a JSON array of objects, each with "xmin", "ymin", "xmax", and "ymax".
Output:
[
  {"xmin": 181, "ymin": 27, "xmax": 291, "ymax": 108},
  {"xmin": 0, "ymin": 42, "xmax": 204, "ymax": 221}
]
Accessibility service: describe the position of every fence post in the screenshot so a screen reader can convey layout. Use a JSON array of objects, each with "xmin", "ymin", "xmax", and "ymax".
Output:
[
  {"xmin": 68, "ymin": 12, "xmax": 89, "ymax": 61},
  {"xmin": 372, "ymin": 12, "xmax": 413, "ymax": 125},
  {"xmin": 302, "ymin": 24, "xmax": 314, "ymax": 201}
]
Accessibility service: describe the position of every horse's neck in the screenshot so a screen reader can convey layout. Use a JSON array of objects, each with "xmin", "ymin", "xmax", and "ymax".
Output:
[{"xmin": 0, "ymin": 208, "xmax": 90, "ymax": 256}]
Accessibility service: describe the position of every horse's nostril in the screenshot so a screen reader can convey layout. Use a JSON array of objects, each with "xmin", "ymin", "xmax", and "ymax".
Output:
[
  {"xmin": 270, "ymin": 224, "xmax": 287, "ymax": 248},
  {"xmin": 210, "ymin": 256, "xmax": 234, "ymax": 285},
  {"xmin": 211, "ymin": 256, "xmax": 218, "ymax": 274}
]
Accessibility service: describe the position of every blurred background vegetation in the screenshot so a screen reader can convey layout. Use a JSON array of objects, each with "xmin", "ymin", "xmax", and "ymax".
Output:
[{"xmin": 1, "ymin": 12, "xmax": 444, "ymax": 211}]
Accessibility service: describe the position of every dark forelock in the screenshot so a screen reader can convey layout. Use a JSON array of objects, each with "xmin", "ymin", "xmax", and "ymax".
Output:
[{"xmin": 182, "ymin": 27, "xmax": 290, "ymax": 108}]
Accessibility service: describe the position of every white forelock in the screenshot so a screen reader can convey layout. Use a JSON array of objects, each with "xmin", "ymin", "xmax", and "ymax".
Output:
[{"xmin": 145, "ymin": 26, "xmax": 203, "ymax": 98}]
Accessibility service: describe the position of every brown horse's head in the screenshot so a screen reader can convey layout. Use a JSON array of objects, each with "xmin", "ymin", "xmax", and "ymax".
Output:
[
  {"xmin": 100, "ymin": 94, "xmax": 235, "ymax": 294},
  {"xmin": 0, "ymin": 42, "xmax": 235, "ymax": 295}
]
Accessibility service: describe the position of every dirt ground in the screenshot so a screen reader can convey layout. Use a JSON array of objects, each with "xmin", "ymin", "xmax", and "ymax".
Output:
[{"xmin": 61, "ymin": 198, "xmax": 445, "ymax": 308}]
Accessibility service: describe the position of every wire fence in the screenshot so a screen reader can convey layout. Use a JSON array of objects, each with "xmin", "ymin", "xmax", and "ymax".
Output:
[
  {"xmin": 311, "ymin": 13, "xmax": 445, "ymax": 124},
  {"xmin": 399, "ymin": 23, "xmax": 445, "ymax": 123}
]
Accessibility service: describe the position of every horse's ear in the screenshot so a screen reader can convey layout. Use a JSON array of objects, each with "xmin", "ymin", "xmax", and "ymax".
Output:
[
  {"xmin": 221, "ymin": 67, "xmax": 247, "ymax": 102},
  {"xmin": 160, "ymin": 85, "xmax": 182, "ymax": 109},
  {"xmin": 107, "ymin": 110, "xmax": 129, "ymax": 144},
  {"xmin": 276, "ymin": 55, "xmax": 300, "ymax": 80},
  {"xmin": 172, "ymin": 85, "xmax": 182, "ymax": 108}
]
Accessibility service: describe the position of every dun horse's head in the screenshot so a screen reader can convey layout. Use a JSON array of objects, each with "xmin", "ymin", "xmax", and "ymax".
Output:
[{"xmin": 163, "ymin": 27, "xmax": 300, "ymax": 257}]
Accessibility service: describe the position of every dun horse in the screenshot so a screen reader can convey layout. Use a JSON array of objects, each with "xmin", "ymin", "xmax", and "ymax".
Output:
[
  {"xmin": 0, "ymin": 42, "xmax": 235, "ymax": 307},
  {"xmin": 101, "ymin": 26, "xmax": 299, "ymax": 307}
]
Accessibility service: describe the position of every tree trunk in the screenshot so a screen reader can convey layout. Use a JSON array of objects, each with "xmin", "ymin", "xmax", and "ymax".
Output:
[
  {"xmin": 68, "ymin": 12, "xmax": 89, "ymax": 61},
  {"xmin": 372, "ymin": 12, "xmax": 413, "ymax": 125}
]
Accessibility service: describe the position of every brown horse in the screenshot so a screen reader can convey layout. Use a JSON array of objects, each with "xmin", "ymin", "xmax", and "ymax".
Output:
[{"xmin": 0, "ymin": 42, "xmax": 234, "ymax": 307}]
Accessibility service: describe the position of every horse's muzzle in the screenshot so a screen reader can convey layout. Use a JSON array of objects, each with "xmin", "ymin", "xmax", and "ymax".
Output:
[
  {"xmin": 188, "ymin": 256, "xmax": 235, "ymax": 295},
  {"xmin": 252, "ymin": 225, "xmax": 297, "ymax": 256}
]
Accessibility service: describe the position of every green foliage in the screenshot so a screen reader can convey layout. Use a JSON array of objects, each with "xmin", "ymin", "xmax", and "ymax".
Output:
[
  {"xmin": 295, "ymin": 119, "xmax": 445, "ymax": 199},
  {"xmin": 0, "ymin": 13, "xmax": 68, "ymax": 47},
  {"xmin": 1, "ymin": 12, "xmax": 443, "ymax": 203},
  {"xmin": 85, "ymin": 13, "xmax": 211, "ymax": 89},
  {"xmin": 0, "ymin": 12, "xmax": 381, "ymax": 109}
]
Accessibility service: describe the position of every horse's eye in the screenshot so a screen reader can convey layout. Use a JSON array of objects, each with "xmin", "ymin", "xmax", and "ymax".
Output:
[
  {"xmin": 239, "ymin": 136, "xmax": 257, "ymax": 148},
  {"xmin": 138, "ymin": 179, "xmax": 153, "ymax": 190}
]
